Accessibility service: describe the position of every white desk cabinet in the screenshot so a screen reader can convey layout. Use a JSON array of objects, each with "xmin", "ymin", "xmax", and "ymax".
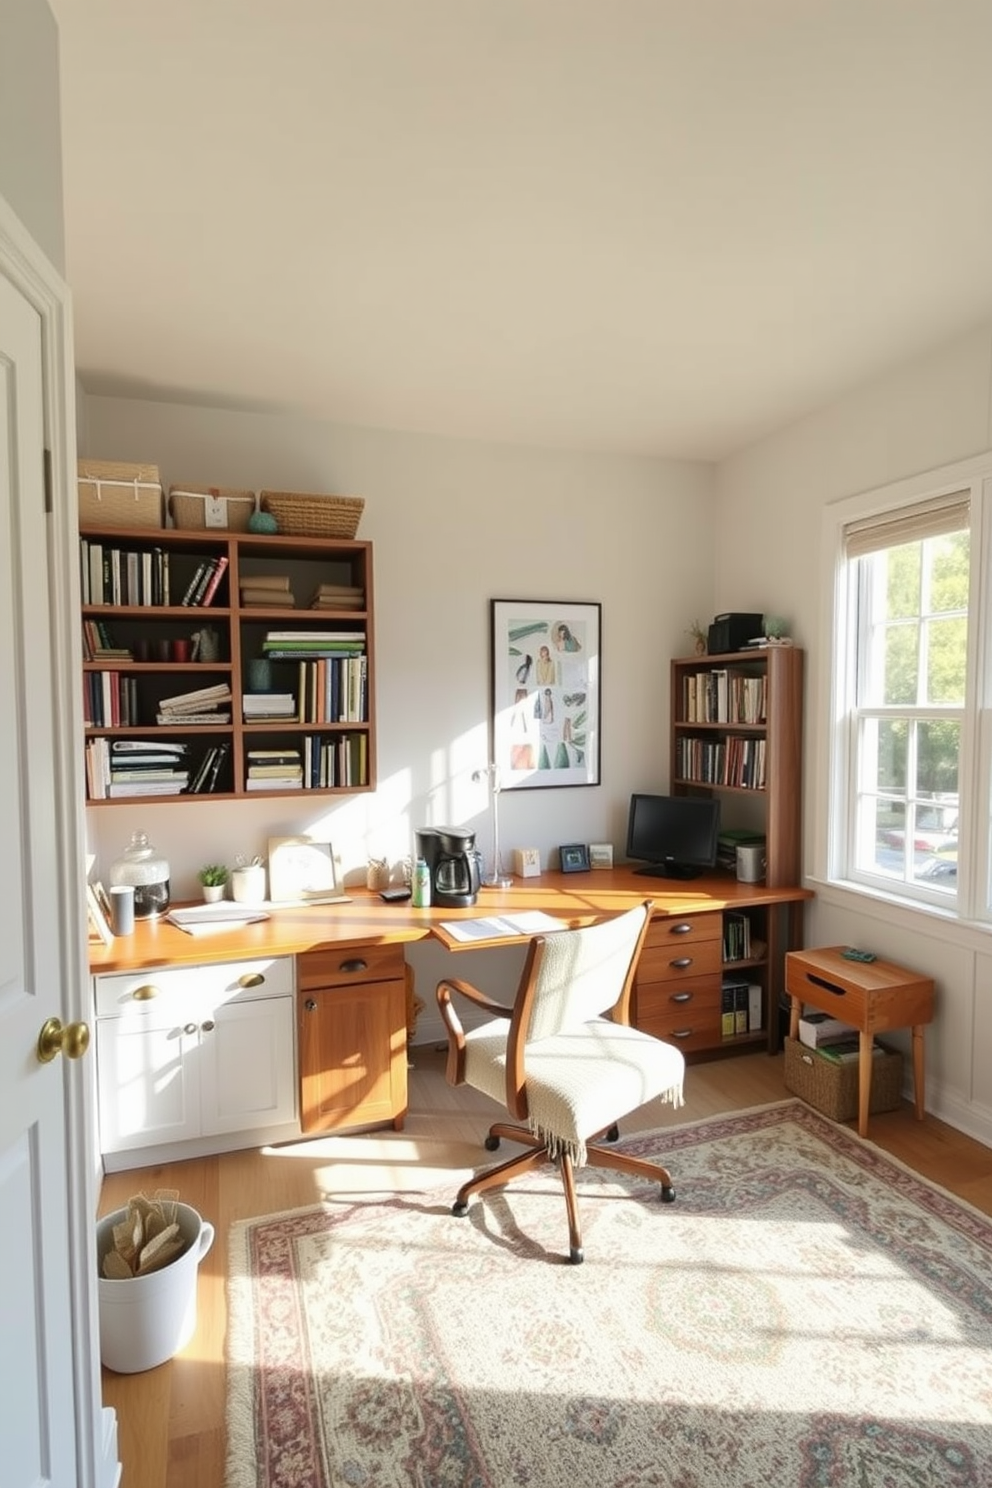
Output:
[{"xmin": 94, "ymin": 955, "xmax": 298, "ymax": 1170}]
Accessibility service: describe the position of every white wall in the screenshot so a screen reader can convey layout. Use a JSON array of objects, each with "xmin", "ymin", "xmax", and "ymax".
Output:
[
  {"xmin": 0, "ymin": 0, "xmax": 64, "ymax": 272},
  {"xmin": 716, "ymin": 322, "xmax": 992, "ymax": 1147},
  {"xmin": 81, "ymin": 394, "xmax": 715, "ymax": 1033}
]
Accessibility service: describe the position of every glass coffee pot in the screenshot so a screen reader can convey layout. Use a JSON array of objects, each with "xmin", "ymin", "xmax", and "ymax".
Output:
[{"xmin": 109, "ymin": 829, "xmax": 171, "ymax": 919}]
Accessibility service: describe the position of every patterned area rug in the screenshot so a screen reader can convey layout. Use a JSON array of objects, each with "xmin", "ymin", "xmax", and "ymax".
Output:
[{"xmin": 226, "ymin": 1101, "xmax": 992, "ymax": 1487}]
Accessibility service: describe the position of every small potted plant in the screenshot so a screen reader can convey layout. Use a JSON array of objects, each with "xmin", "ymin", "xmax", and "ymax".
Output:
[
  {"xmin": 686, "ymin": 620, "xmax": 708, "ymax": 656},
  {"xmin": 197, "ymin": 864, "xmax": 229, "ymax": 903}
]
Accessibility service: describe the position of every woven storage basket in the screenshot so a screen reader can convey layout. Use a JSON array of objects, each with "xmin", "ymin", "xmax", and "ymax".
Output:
[
  {"xmin": 783, "ymin": 1036, "xmax": 903, "ymax": 1121},
  {"xmin": 169, "ymin": 485, "xmax": 256, "ymax": 532},
  {"xmin": 78, "ymin": 460, "xmax": 164, "ymax": 530},
  {"xmin": 260, "ymin": 490, "xmax": 364, "ymax": 539}
]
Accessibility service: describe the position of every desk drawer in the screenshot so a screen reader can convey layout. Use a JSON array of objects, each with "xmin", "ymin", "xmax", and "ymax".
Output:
[
  {"xmin": 298, "ymin": 943, "xmax": 406, "ymax": 990},
  {"xmin": 638, "ymin": 938, "xmax": 723, "ymax": 984},
  {"xmin": 94, "ymin": 956, "xmax": 293, "ymax": 1018},
  {"xmin": 644, "ymin": 913, "xmax": 722, "ymax": 951},
  {"xmin": 635, "ymin": 978, "xmax": 721, "ymax": 1050}
]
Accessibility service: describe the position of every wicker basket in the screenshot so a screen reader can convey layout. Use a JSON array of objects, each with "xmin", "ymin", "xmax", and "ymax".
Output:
[
  {"xmin": 783, "ymin": 1036, "xmax": 903, "ymax": 1122},
  {"xmin": 260, "ymin": 490, "xmax": 364, "ymax": 539},
  {"xmin": 78, "ymin": 459, "xmax": 164, "ymax": 530},
  {"xmin": 169, "ymin": 485, "xmax": 256, "ymax": 533}
]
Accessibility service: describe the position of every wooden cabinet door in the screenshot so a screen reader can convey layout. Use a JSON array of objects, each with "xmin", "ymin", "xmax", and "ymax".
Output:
[
  {"xmin": 298, "ymin": 977, "xmax": 407, "ymax": 1132},
  {"xmin": 200, "ymin": 995, "xmax": 297, "ymax": 1136}
]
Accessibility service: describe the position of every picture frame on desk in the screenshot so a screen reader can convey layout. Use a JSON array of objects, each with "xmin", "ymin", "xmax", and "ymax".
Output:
[
  {"xmin": 559, "ymin": 843, "xmax": 591, "ymax": 873},
  {"xmin": 490, "ymin": 598, "xmax": 601, "ymax": 790}
]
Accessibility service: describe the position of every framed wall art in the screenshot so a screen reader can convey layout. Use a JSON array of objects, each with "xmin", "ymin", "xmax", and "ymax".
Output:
[{"xmin": 490, "ymin": 598, "xmax": 601, "ymax": 790}]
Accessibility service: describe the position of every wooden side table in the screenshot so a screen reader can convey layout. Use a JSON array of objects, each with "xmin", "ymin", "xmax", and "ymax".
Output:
[{"xmin": 785, "ymin": 946, "xmax": 935, "ymax": 1137}]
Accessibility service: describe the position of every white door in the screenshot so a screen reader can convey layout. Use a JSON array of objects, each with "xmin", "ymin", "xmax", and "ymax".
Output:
[{"xmin": 0, "ymin": 274, "xmax": 81, "ymax": 1481}]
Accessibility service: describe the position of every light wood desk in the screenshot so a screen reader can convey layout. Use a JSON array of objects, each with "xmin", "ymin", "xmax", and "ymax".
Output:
[{"xmin": 89, "ymin": 869, "xmax": 811, "ymax": 1167}]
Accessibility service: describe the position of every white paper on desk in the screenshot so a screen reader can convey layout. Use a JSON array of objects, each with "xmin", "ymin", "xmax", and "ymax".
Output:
[
  {"xmin": 440, "ymin": 911, "xmax": 563, "ymax": 943},
  {"xmin": 167, "ymin": 905, "xmax": 270, "ymax": 935}
]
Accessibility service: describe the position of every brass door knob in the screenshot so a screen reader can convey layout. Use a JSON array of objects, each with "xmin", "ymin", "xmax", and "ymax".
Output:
[{"xmin": 37, "ymin": 1017, "xmax": 91, "ymax": 1064}]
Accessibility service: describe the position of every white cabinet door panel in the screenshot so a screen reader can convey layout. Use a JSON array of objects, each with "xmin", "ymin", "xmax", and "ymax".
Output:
[{"xmin": 201, "ymin": 996, "xmax": 296, "ymax": 1135}]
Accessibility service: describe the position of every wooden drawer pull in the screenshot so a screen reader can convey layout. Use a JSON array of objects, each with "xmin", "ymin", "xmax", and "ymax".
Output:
[
  {"xmin": 806, "ymin": 973, "xmax": 846, "ymax": 998},
  {"xmin": 131, "ymin": 983, "xmax": 160, "ymax": 1001},
  {"xmin": 238, "ymin": 972, "xmax": 264, "ymax": 989},
  {"xmin": 669, "ymin": 957, "xmax": 693, "ymax": 970},
  {"xmin": 670, "ymin": 991, "xmax": 693, "ymax": 1004},
  {"xmin": 339, "ymin": 958, "xmax": 368, "ymax": 974}
]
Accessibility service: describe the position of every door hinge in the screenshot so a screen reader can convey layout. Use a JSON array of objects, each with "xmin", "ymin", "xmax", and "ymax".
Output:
[{"xmin": 43, "ymin": 449, "xmax": 53, "ymax": 514}]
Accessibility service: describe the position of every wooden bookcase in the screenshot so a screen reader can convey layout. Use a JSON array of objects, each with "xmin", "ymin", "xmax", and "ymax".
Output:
[
  {"xmin": 79, "ymin": 525, "xmax": 376, "ymax": 804},
  {"xmin": 670, "ymin": 644, "xmax": 804, "ymax": 887}
]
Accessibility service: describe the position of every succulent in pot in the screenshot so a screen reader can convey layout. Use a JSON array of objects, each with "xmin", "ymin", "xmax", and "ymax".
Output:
[{"xmin": 197, "ymin": 864, "xmax": 229, "ymax": 902}]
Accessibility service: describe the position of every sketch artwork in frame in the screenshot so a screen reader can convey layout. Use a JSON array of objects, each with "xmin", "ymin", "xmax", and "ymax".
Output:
[{"xmin": 490, "ymin": 598, "xmax": 601, "ymax": 790}]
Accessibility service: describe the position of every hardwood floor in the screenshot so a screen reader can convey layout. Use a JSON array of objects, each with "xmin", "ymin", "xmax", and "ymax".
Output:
[{"xmin": 96, "ymin": 1046, "xmax": 992, "ymax": 1488}]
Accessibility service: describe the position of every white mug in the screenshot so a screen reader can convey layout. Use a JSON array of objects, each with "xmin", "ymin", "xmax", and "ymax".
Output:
[{"xmin": 231, "ymin": 863, "xmax": 266, "ymax": 903}]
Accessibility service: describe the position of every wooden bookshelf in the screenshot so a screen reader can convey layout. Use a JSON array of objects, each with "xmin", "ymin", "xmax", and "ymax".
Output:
[{"xmin": 79, "ymin": 525, "xmax": 376, "ymax": 804}]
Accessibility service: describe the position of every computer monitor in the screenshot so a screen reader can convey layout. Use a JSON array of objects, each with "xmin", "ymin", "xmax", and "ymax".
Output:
[{"xmin": 625, "ymin": 792, "xmax": 721, "ymax": 879}]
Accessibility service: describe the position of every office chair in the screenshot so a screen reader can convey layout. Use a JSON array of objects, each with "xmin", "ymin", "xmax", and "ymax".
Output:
[{"xmin": 436, "ymin": 900, "xmax": 685, "ymax": 1263}]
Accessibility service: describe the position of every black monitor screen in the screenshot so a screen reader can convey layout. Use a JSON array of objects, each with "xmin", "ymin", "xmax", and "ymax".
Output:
[{"xmin": 625, "ymin": 793, "xmax": 720, "ymax": 879}]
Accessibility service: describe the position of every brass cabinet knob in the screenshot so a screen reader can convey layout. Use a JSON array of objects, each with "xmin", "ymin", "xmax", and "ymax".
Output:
[
  {"xmin": 238, "ymin": 973, "xmax": 264, "ymax": 988},
  {"xmin": 131, "ymin": 983, "xmax": 160, "ymax": 1001},
  {"xmin": 37, "ymin": 1017, "xmax": 91, "ymax": 1064},
  {"xmin": 304, "ymin": 998, "xmax": 317, "ymax": 1012}
]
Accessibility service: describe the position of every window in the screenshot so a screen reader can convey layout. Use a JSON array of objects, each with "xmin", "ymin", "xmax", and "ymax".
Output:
[{"xmin": 826, "ymin": 459, "xmax": 992, "ymax": 920}]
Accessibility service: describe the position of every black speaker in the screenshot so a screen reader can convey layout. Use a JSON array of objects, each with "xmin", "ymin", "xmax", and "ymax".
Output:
[{"xmin": 707, "ymin": 612, "xmax": 763, "ymax": 655}]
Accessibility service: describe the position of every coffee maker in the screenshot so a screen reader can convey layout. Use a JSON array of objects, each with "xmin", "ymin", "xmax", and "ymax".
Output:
[{"xmin": 416, "ymin": 827, "xmax": 482, "ymax": 908}]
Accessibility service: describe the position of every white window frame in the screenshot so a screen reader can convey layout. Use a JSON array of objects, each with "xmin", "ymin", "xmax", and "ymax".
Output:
[{"xmin": 818, "ymin": 452, "xmax": 992, "ymax": 926}]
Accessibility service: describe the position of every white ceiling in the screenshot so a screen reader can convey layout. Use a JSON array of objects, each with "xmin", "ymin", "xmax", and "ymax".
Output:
[{"xmin": 50, "ymin": 0, "xmax": 992, "ymax": 462}]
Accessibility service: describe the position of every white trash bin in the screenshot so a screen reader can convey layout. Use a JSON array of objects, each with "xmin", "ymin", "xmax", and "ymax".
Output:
[{"xmin": 96, "ymin": 1202, "xmax": 215, "ymax": 1373}]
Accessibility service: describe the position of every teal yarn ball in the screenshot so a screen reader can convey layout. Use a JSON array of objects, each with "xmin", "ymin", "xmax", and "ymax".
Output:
[{"xmin": 249, "ymin": 510, "xmax": 278, "ymax": 533}]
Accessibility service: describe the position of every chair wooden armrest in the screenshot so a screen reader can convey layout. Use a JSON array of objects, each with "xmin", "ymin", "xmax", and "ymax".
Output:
[{"xmin": 436, "ymin": 977, "xmax": 514, "ymax": 1086}]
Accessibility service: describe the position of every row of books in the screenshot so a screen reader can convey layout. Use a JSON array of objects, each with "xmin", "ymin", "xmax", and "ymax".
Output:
[
  {"xmin": 179, "ymin": 555, "xmax": 229, "ymax": 607},
  {"xmin": 81, "ymin": 539, "xmax": 171, "ymax": 607},
  {"xmin": 243, "ymin": 732, "xmax": 369, "ymax": 790},
  {"xmin": 83, "ymin": 671, "xmax": 140, "ymax": 728},
  {"xmin": 296, "ymin": 655, "xmax": 368, "ymax": 723},
  {"xmin": 85, "ymin": 738, "xmax": 231, "ymax": 799},
  {"xmin": 681, "ymin": 669, "xmax": 767, "ymax": 725},
  {"xmin": 721, "ymin": 978, "xmax": 762, "ymax": 1037},
  {"xmin": 675, "ymin": 735, "xmax": 767, "ymax": 790}
]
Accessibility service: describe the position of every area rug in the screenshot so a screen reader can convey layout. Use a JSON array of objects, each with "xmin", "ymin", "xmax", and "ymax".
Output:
[{"xmin": 226, "ymin": 1100, "xmax": 992, "ymax": 1487}]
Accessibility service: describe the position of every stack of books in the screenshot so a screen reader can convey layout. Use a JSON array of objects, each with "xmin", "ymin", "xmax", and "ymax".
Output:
[
  {"xmin": 721, "ymin": 977, "xmax": 762, "ymax": 1036},
  {"xmin": 239, "ymin": 573, "xmax": 295, "ymax": 608},
  {"xmin": 308, "ymin": 581, "xmax": 365, "ymax": 610},
  {"xmin": 156, "ymin": 682, "xmax": 232, "ymax": 725},
  {"xmin": 798, "ymin": 1010, "xmax": 858, "ymax": 1049},
  {"xmin": 106, "ymin": 740, "xmax": 190, "ymax": 797},
  {"xmin": 242, "ymin": 692, "xmax": 296, "ymax": 720},
  {"xmin": 246, "ymin": 748, "xmax": 304, "ymax": 790}
]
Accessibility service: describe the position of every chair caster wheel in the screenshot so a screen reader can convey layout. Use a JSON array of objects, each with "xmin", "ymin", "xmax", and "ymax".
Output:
[
  {"xmin": 452, "ymin": 1200, "xmax": 469, "ymax": 1217},
  {"xmin": 605, "ymin": 1124, "xmax": 620, "ymax": 1143},
  {"xmin": 484, "ymin": 1134, "xmax": 501, "ymax": 1151},
  {"xmin": 660, "ymin": 1184, "xmax": 676, "ymax": 1204},
  {"xmin": 569, "ymin": 1247, "xmax": 584, "ymax": 1265}
]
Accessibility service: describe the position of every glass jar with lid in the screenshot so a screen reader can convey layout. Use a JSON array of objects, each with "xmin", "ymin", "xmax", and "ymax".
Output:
[{"xmin": 108, "ymin": 830, "xmax": 170, "ymax": 919}]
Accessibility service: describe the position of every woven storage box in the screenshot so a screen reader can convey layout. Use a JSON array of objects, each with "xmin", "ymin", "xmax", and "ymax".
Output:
[
  {"xmin": 78, "ymin": 460, "xmax": 164, "ymax": 530},
  {"xmin": 169, "ymin": 485, "xmax": 256, "ymax": 532},
  {"xmin": 784, "ymin": 1036, "xmax": 903, "ymax": 1121},
  {"xmin": 260, "ymin": 490, "xmax": 364, "ymax": 539}
]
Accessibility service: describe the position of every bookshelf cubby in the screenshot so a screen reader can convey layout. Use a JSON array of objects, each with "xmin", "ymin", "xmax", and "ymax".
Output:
[
  {"xmin": 670, "ymin": 644, "xmax": 804, "ymax": 888},
  {"xmin": 79, "ymin": 525, "xmax": 376, "ymax": 804}
]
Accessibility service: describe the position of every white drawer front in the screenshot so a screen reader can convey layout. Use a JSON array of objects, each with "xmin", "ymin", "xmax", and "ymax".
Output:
[{"xmin": 95, "ymin": 955, "xmax": 294, "ymax": 1019}]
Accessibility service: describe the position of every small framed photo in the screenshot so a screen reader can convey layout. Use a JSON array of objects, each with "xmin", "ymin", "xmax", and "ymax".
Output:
[
  {"xmin": 588, "ymin": 842, "xmax": 614, "ymax": 870},
  {"xmin": 559, "ymin": 842, "xmax": 591, "ymax": 874}
]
